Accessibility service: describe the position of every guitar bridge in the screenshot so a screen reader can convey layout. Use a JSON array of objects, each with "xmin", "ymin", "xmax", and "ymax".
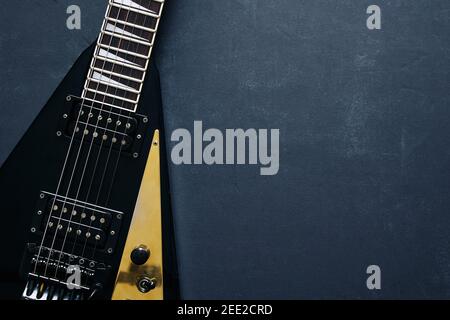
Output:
[{"xmin": 21, "ymin": 244, "xmax": 110, "ymax": 300}]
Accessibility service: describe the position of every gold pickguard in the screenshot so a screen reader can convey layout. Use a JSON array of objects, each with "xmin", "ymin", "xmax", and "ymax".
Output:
[{"xmin": 112, "ymin": 130, "xmax": 164, "ymax": 300}]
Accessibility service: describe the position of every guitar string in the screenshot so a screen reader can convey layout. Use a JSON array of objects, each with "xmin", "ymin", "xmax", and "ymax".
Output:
[
  {"xmin": 49, "ymin": 0, "xmax": 136, "ymax": 282},
  {"xmin": 82, "ymin": 3, "xmax": 163, "ymax": 268},
  {"xmin": 76, "ymin": 2, "xmax": 159, "ymax": 292},
  {"xmin": 32, "ymin": 1, "xmax": 125, "ymax": 277},
  {"xmin": 55, "ymin": 1, "xmax": 159, "ymax": 291},
  {"xmin": 79, "ymin": 10, "xmax": 152, "ymax": 263},
  {"xmin": 62, "ymin": 1, "xmax": 147, "ymax": 276},
  {"xmin": 39, "ymin": 1, "xmax": 129, "ymax": 280}
]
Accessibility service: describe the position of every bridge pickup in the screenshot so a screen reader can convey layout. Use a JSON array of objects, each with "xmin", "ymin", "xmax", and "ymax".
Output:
[
  {"xmin": 30, "ymin": 191, "xmax": 123, "ymax": 255},
  {"xmin": 59, "ymin": 96, "xmax": 149, "ymax": 157}
]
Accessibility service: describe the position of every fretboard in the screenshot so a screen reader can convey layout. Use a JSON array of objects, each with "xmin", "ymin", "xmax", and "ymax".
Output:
[{"xmin": 82, "ymin": 0, "xmax": 165, "ymax": 113}]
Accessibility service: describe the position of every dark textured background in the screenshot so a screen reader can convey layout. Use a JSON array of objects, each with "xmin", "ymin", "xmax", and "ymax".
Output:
[{"xmin": 1, "ymin": 1, "xmax": 450, "ymax": 298}]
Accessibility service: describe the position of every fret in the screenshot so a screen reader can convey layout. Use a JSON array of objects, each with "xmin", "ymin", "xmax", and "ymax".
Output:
[
  {"xmin": 110, "ymin": 0, "xmax": 160, "ymax": 18},
  {"xmin": 95, "ymin": 55, "xmax": 146, "ymax": 72},
  {"xmin": 85, "ymin": 81, "xmax": 139, "ymax": 102},
  {"xmin": 104, "ymin": 20, "xmax": 155, "ymax": 43},
  {"xmin": 108, "ymin": 6, "xmax": 158, "ymax": 30},
  {"xmin": 83, "ymin": 91, "xmax": 137, "ymax": 112},
  {"xmin": 111, "ymin": 0, "xmax": 163, "ymax": 16},
  {"xmin": 91, "ymin": 59, "xmax": 145, "ymax": 81},
  {"xmin": 90, "ymin": 69, "xmax": 141, "ymax": 91},
  {"xmin": 97, "ymin": 42, "xmax": 149, "ymax": 59},
  {"xmin": 103, "ymin": 30, "xmax": 152, "ymax": 47},
  {"xmin": 106, "ymin": 17, "xmax": 156, "ymax": 33},
  {"xmin": 88, "ymin": 76, "xmax": 136, "ymax": 94},
  {"xmin": 84, "ymin": 85, "xmax": 139, "ymax": 104},
  {"xmin": 99, "ymin": 33, "xmax": 151, "ymax": 57},
  {"xmin": 82, "ymin": 97, "xmax": 135, "ymax": 113},
  {"xmin": 91, "ymin": 67, "xmax": 143, "ymax": 88},
  {"xmin": 97, "ymin": 47, "xmax": 147, "ymax": 69},
  {"xmin": 87, "ymin": 77, "xmax": 140, "ymax": 96},
  {"xmin": 82, "ymin": 0, "xmax": 165, "ymax": 112}
]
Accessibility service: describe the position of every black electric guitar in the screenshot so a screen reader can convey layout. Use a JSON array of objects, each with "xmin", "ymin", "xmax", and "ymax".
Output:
[{"xmin": 0, "ymin": 0, "xmax": 178, "ymax": 300}]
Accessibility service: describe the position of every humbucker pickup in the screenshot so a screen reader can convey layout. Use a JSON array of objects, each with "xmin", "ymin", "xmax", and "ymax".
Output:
[
  {"xmin": 59, "ymin": 95, "xmax": 149, "ymax": 157},
  {"xmin": 30, "ymin": 191, "xmax": 123, "ymax": 255}
]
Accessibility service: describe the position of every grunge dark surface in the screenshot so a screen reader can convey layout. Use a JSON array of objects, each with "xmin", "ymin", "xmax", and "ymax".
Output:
[{"xmin": 1, "ymin": 1, "xmax": 450, "ymax": 299}]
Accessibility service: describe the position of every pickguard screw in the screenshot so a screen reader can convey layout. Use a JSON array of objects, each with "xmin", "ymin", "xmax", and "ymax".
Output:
[
  {"xmin": 153, "ymin": 140, "xmax": 158, "ymax": 146},
  {"xmin": 110, "ymin": 230, "xmax": 116, "ymax": 236},
  {"xmin": 133, "ymin": 153, "xmax": 139, "ymax": 158},
  {"xmin": 63, "ymin": 114, "xmax": 68, "ymax": 119},
  {"xmin": 137, "ymin": 134, "xmax": 142, "ymax": 140},
  {"xmin": 31, "ymin": 227, "xmax": 36, "ymax": 233},
  {"xmin": 56, "ymin": 131, "xmax": 62, "ymax": 137},
  {"xmin": 107, "ymin": 248, "xmax": 113, "ymax": 254},
  {"xmin": 66, "ymin": 96, "xmax": 72, "ymax": 102},
  {"xmin": 39, "ymin": 193, "xmax": 45, "ymax": 199},
  {"xmin": 37, "ymin": 210, "xmax": 42, "ymax": 215},
  {"xmin": 143, "ymin": 118, "xmax": 148, "ymax": 123},
  {"xmin": 117, "ymin": 214, "xmax": 123, "ymax": 220}
]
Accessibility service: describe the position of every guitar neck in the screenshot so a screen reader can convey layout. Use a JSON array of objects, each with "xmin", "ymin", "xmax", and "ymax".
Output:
[{"xmin": 82, "ymin": 0, "xmax": 165, "ymax": 113}]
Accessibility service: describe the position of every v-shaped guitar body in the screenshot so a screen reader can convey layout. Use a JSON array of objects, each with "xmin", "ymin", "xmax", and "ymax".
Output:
[{"xmin": 0, "ymin": 42, "xmax": 179, "ymax": 300}]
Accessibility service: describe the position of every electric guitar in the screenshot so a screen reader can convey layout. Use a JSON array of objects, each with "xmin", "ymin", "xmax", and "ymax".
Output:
[{"xmin": 0, "ymin": 0, "xmax": 178, "ymax": 300}]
